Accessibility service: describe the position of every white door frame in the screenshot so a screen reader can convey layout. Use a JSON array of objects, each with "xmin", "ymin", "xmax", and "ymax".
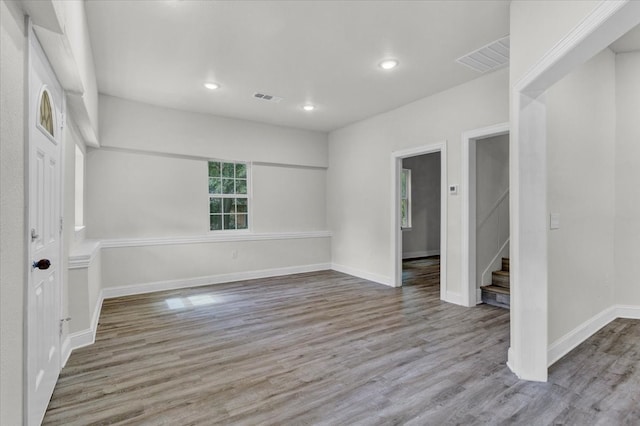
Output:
[
  {"xmin": 461, "ymin": 123, "xmax": 510, "ymax": 307},
  {"xmin": 509, "ymin": 0, "xmax": 640, "ymax": 381},
  {"xmin": 391, "ymin": 142, "xmax": 448, "ymax": 301}
]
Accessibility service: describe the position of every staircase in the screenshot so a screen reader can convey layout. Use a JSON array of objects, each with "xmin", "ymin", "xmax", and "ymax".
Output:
[{"xmin": 480, "ymin": 257, "xmax": 510, "ymax": 309}]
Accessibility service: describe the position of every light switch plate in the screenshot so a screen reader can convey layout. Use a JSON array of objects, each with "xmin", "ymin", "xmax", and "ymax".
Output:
[
  {"xmin": 550, "ymin": 213, "xmax": 560, "ymax": 230},
  {"xmin": 449, "ymin": 185, "xmax": 458, "ymax": 195}
]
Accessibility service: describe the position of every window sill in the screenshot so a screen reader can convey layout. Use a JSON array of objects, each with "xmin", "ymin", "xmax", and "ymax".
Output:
[{"xmin": 208, "ymin": 229, "xmax": 251, "ymax": 236}]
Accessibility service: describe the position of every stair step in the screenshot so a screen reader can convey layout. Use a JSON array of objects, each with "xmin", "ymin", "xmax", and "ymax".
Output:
[
  {"xmin": 492, "ymin": 270, "xmax": 510, "ymax": 288},
  {"xmin": 481, "ymin": 285, "xmax": 510, "ymax": 309},
  {"xmin": 480, "ymin": 284, "xmax": 510, "ymax": 295},
  {"xmin": 502, "ymin": 257, "xmax": 510, "ymax": 272}
]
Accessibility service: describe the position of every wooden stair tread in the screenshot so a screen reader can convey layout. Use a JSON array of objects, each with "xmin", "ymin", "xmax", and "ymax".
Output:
[
  {"xmin": 481, "ymin": 285, "xmax": 510, "ymax": 295},
  {"xmin": 491, "ymin": 269, "xmax": 510, "ymax": 288}
]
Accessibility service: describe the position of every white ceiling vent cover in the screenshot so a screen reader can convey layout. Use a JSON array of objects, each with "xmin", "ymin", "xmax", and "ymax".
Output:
[
  {"xmin": 253, "ymin": 92, "xmax": 283, "ymax": 103},
  {"xmin": 456, "ymin": 35, "xmax": 510, "ymax": 73}
]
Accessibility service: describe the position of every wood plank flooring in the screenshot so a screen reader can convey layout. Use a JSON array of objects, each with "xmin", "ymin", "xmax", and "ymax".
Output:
[{"xmin": 44, "ymin": 258, "xmax": 640, "ymax": 425}]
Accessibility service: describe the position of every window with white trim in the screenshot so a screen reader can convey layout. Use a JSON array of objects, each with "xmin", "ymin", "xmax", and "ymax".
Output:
[
  {"xmin": 401, "ymin": 168, "xmax": 411, "ymax": 229},
  {"xmin": 208, "ymin": 161, "xmax": 249, "ymax": 231},
  {"xmin": 74, "ymin": 145, "xmax": 84, "ymax": 229}
]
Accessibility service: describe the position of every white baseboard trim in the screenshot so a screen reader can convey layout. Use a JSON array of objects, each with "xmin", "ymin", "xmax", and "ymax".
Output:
[
  {"xmin": 547, "ymin": 304, "xmax": 640, "ymax": 367},
  {"xmin": 63, "ymin": 290, "xmax": 105, "ymax": 366},
  {"xmin": 616, "ymin": 304, "xmax": 640, "ymax": 319},
  {"xmin": 402, "ymin": 250, "xmax": 440, "ymax": 260},
  {"xmin": 67, "ymin": 328, "xmax": 97, "ymax": 353},
  {"xmin": 442, "ymin": 291, "xmax": 464, "ymax": 306},
  {"xmin": 61, "ymin": 336, "xmax": 72, "ymax": 367},
  {"xmin": 102, "ymin": 263, "xmax": 332, "ymax": 299},
  {"xmin": 506, "ymin": 347, "xmax": 516, "ymax": 376},
  {"xmin": 331, "ymin": 263, "xmax": 393, "ymax": 287}
]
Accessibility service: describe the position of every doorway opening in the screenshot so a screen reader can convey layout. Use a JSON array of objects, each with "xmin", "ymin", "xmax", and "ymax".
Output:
[
  {"xmin": 391, "ymin": 142, "xmax": 448, "ymax": 302},
  {"xmin": 462, "ymin": 123, "xmax": 509, "ymax": 307},
  {"xmin": 401, "ymin": 152, "xmax": 442, "ymax": 290}
]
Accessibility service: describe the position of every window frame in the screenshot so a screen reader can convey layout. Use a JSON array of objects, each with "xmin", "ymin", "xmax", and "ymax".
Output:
[
  {"xmin": 401, "ymin": 168, "xmax": 412, "ymax": 229},
  {"xmin": 207, "ymin": 159, "xmax": 251, "ymax": 232},
  {"xmin": 74, "ymin": 144, "xmax": 85, "ymax": 231},
  {"xmin": 36, "ymin": 86, "xmax": 58, "ymax": 145}
]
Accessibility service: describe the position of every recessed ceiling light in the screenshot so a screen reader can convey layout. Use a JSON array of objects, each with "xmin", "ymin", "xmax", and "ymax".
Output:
[
  {"xmin": 204, "ymin": 82, "xmax": 220, "ymax": 90},
  {"xmin": 303, "ymin": 104, "xmax": 315, "ymax": 112},
  {"xmin": 379, "ymin": 59, "xmax": 399, "ymax": 70}
]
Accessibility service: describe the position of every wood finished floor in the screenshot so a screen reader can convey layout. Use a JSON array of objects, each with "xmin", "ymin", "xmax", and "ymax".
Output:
[{"xmin": 44, "ymin": 257, "xmax": 640, "ymax": 425}]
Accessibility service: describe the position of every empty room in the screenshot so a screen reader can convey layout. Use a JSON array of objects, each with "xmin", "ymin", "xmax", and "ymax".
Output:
[{"xmin": 2, "ymin": 1, "xmax": 640, "ymax": 425}]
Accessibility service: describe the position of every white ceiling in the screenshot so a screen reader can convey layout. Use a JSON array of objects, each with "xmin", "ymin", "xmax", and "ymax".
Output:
[{"xmin": 85, "ymin": 0, "xmax": 510, "ymax": 132}]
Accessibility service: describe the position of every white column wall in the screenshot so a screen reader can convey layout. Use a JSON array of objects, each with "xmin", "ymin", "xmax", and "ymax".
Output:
[
  {"xmin": 0, "ymin": 1, "xmax": 26, "ymax": 423},
  {"xmin": 614, "ymin": 51, "xmax": 640, "ymax": 305},
  {"xmin": 547, "ymin": 48, "xmax": 616, "ymax": 344}
]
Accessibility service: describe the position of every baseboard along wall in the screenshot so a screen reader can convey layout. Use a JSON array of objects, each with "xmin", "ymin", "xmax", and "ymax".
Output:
[
  {"xmin": 547, "ymin": 304, "xmax": 640, "ymax": 367},
  {"xmin": 330, "ymin": 263, "xmax": 393, "ymax": 287}
]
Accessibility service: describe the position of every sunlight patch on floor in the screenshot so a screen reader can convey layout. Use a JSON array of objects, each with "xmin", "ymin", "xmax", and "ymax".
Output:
[{"xmin": 165, "ymin": 294, "xmax": 222, "ymax": 309}]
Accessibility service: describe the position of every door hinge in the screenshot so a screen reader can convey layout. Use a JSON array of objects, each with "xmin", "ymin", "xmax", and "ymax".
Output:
[
  {"xmin": 60, "ymin": 112, "xmax": 65, "ymax": 130},
  {"xmin": 60, "ymin": 217, "xmax": 64, "ymax": 234},
  {"xmin": 59, "ymin": 317, "xmax": 71, "ymax": 336}
]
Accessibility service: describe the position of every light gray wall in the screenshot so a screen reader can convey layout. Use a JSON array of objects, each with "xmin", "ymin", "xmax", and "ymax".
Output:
[
  {"xmin": 509, "ymin": 0, "xmax": 601, "ymax": 84},
  {"xmin": 328, "ymin": 68, "xmax": 509, "ymax": 289},
  {"xmin": 87, "ymin": 148, "xmax": 206, "ymax": 238},
  {"xmin": 101, "ymin": 239, "xmax": 329, "ymax": 289},
  {"xmin": 252, "ymin": 164, "xmax": 326, "ymax": 232},
  {"xmin": 475, "ymin": 134, "xmax": 509, "ymax": 286},
  {"xmin": 99, "ymin": 94, "xmax": 327, "ymax": 167},
  {"xmin": 547, "ymin": 48, "xmax": 616, "ymax": 344},
  {"xmin": 68, "ymin": 252, "xmax": 101, "ymax": 334},
  {"xmin": 0, "ymin": 1, "xmax": 26, "ymax": 423},
  {"xmin": 88, "ymin": 95, "xmax": 330, "ymax": 291},
  {"xmin": 614, "ymin": 50, "xmax": 640, "ymax": 305},
  {"xmin": 86, "ymin": 151, "xmax": 328, "ymax": 239},
  {"xmin": 402, "ymin": 153, "xmax": 441, "ymax": 258}
]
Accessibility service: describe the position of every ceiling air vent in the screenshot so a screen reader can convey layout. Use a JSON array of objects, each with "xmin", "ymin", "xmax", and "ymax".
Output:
[
  {"xmin": 253, "ymin": 92, "xmax": 283, "ymax": 103},
  {"xmin": 456, "ymin": 35, "xmax": 510, "ymax": 73}
]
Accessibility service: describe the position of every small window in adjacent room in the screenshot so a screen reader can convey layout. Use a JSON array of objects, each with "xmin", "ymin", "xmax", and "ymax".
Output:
[
  {"xmin": 208, "ymin": 160, "xmax": 249, "ymax": 231},
  {"xmin": 401, "ymin": 168, "xmax": 411, "ymax": 229},
  {"xmin": 74, "ymin": 145, "xmax": 85, "ymax": 229}
]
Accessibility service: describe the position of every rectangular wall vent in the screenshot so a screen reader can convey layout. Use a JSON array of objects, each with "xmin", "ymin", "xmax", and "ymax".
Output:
[
  {"xmin": 253, "ymin": 92, "xmax": 283, "ymax": 103},
  {"xmin": 456, "ymin": 35, "xmax": 510, "ymax": 73}
]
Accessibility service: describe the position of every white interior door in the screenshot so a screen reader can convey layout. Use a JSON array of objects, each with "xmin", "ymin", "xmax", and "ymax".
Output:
[{"xmin": 27, "ymin": 28, "xmax": 64, "ymax": 426}]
